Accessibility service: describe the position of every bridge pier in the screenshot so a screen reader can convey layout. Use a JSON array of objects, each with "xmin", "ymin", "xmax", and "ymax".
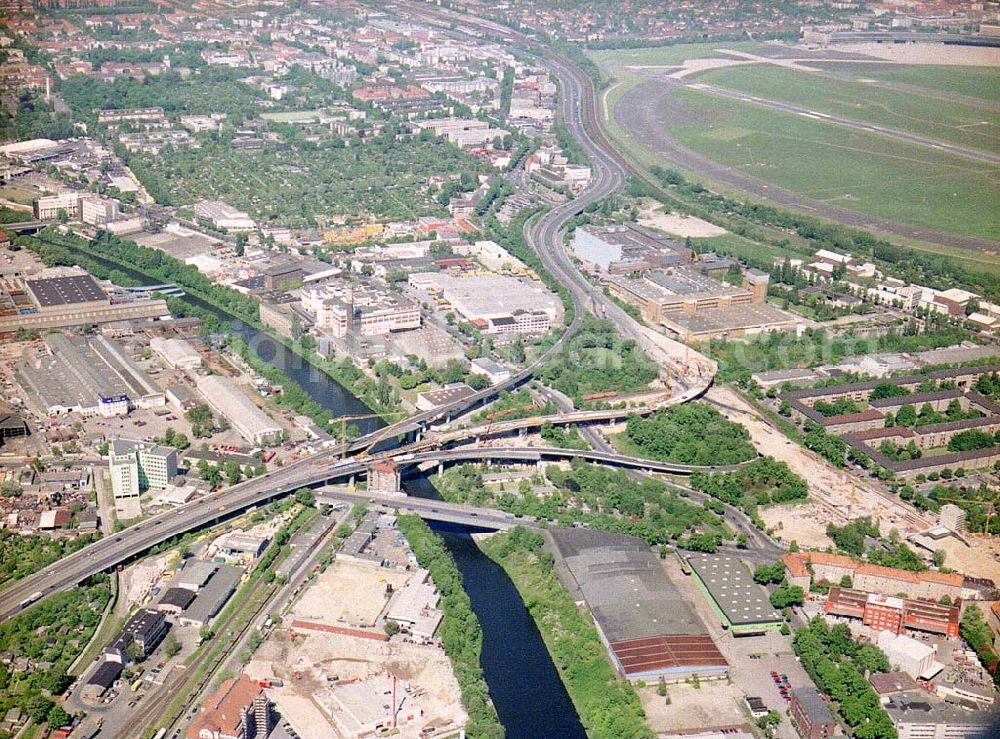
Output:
[
  {"xmin": 518, "ymin": 427, "xmax": 527, "ymax": 439},
  {"xmin": 437, "ymin": 462, "xmax": 444, "ymax": 477},
  {"xmin": 537, "ymin": 460, "xmax": 544, "ymax": 473},
  {"xmin": 349, "ymin": 474, "xmax": 355, "ymax": 487}
]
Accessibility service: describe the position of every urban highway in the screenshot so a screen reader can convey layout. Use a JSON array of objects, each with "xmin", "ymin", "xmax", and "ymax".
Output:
[{"xmin": 0, "ymin": 10, "xmax": 738, "ymax": 623}]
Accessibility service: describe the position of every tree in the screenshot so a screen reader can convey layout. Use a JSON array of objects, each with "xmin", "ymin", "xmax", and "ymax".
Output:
[
  {"xmin": 234, "ymin": 232, "xmax": 247, "ymax": 256},
  {"xmin": 753, "ymin": 562, "xmax": 786, "ymax": 585},
  {"xmin": 294, "ymin": 488, "xmax": 315, "ymax": 507},
  {"xmin": 47, "ymin": 705, "xmax": 72, "ymax": 729},
  {"xmin": 383, "ymin": 619, "xmax": 400, "ymax": 637},
  {"xmin": 769, "ymin": 582, "xmax": 804, "ymax": 609},
  {"xmin": 164, "ymin": 633, "xmax": 181, "ymax": 659},
  {"xmin": 933, "ymin": 549, "xmax": 946, "ymax": 568}
]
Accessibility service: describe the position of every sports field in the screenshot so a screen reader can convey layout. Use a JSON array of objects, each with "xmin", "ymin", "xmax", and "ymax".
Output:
[{"xmin": 592, "ymin": 43, "xmax": 1000, "ymax": 244}]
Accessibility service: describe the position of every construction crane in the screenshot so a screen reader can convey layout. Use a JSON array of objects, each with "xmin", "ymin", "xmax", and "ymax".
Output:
[{"xmin": 933, "ymin": 496, "xmax": 996, "ymax": 536}]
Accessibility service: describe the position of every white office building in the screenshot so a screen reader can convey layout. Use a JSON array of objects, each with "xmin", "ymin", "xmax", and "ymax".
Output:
[{"xmin": 109, "ymin": 439, "xmax": 178, "ymax": 499}]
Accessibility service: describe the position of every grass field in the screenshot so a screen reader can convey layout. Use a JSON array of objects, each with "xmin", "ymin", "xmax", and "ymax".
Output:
[
  {"xmin": 668, "ymin": 85, "xmax": 1000, "ymax": 241},
  {"xmin": 592, "ymin": 43, "xmax": 1000, "ymax": 244},
  {"xmin": 816, "ymin": 63, "xmax": 1000, "ymax": 103},
  {"xmin": 589, "ymin": 41, "xmax": 764, "ymax": 68},
  {"xmin": 695, "ymin": 65, "xmax": 1000, "ymax": 154}
]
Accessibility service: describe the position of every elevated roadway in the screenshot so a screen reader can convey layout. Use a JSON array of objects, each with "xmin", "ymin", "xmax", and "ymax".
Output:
[{"xmin": 0, "ymin": 7, "xmax": 737, "ymax": 623}]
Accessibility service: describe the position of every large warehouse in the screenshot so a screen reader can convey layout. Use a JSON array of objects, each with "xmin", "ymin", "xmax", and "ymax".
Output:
[
  {"xmin": 18, "ymin": 333, "xmax": 164, "ymax": 416},
  {"xmin": 549, "ymin": 529, "xmax": 728, "ymax": 682},
  {"xmin": 194, "ymin": 374, "xmax": 281, "ymax": 445},
  {"xmin": 686, "ymin": 554, "xmax": 784, "ymax": 635}
]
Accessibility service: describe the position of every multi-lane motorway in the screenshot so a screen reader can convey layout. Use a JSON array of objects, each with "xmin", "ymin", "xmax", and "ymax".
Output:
[{"xmin": 0, "ymin": 11, "xmax": 727, "ymax": 623}]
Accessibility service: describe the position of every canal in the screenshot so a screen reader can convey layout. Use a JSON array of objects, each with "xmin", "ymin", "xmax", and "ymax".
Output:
[
  {"xmin": 66, "ymin": 243, "xmax": 586, "ymax": 736},
  {"xmin": 406, "ymin": 477, "xmax": 586, "ymax": 739}
]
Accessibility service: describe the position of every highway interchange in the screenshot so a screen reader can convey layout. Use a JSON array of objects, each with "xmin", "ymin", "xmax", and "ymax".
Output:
[{"xmin": 1, "ymin": 10, "xmax": 766, "ymax": 621}]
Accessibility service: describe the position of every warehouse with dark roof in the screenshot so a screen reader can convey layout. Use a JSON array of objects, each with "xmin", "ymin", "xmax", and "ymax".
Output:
[{"xmin": 549, "ymin": 528, "xmax": 728, "ymax": 682}]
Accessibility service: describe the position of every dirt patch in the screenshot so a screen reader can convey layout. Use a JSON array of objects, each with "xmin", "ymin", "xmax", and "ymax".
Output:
[
  {"xmin": 638, "ymin": 680, "xmax": 748, "ymax": 732},
  {"xmin": 759, "ymin": 502, "xmax": 834, "ymax": 549},
  {"xmin": 292, "ymin": 560, "xmax": 410, "ymax": 629},
  {"xmin": 638, "ymin": 201, "xmax": 727, "ymax": 238},
  {"xmin": 248, "ymin": 627, "xmax": 467, "ymax": 739}
]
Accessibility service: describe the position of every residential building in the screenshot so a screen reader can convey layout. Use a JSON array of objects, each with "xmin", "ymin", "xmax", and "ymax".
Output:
[
  {"xmin": 187, "ymin": 675, "xmax": 273, "ymax": 739},
  {"xmin": 790, "ymin": 687, "xmax": 837, "ymax": 739},
  {"xmin": 109, "ymin": 439, "xmax": 178, "ymax": 499}
]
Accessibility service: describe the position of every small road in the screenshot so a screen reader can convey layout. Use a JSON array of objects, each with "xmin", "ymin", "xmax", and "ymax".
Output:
[{"xmin": 687, "ymin": 82, "xmax": 1000, "ymax": 166}]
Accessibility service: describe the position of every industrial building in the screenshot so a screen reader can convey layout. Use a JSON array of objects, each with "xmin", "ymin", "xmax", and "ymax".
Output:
[
  {"xmin": 823, "ymin": 587, "xmax": 960, "ymax": 638},
  {"xmin": 0, "ymin": 402, "xmax": 28, "ymax": 447},
  {"xmin": 686, "ymin": 554, "xmax": 784, "ymax": 634},
  {"xmin": 302, "ymin": 282, "xmax": 420, "ymax": 338},
  {"xmin": 193, "ymin": 200, "xmax": 255, "ymax": 231},
  {"xmin": 83, "ymin": 660, "xmax": 123, "ymax": 700},
  {"xmin": 178, "ymin": 564, "xmax": 243, "ymax": 628},
  {"xmin": 549, "ymin": 528, "xmax": 728, "ymax": 682},
  {"xmin": 384, "ymin": 569, "xmax": 443, "ymax": 639},
  {"xmin": 572, "ymin": 223, "xmax": 692, "ymax": 273},
  {"xmin": 19, "ymin": 333, "xmax": 165, "ymax": 417},
  {"xmin": 876, "ymin": 631, "xmax": 943, "ymax": 680},
  {"xmin": 317, "ymin": 674, "xmax": 421, "ymax": 739},
  {"xmin": 608, "ymin": 266, "xmax": 796, "ymax": 341},
  {"xmin": 408, "ymin": 272, "xmax": 562, "ymax": 334},
  {"xmin": 882, "ymin": 691, "xmax": 997, "ymax": 739},
  {"xmin": 415, "ymin": 383, "xmax": 476, "ymax": 411},
  {"xmin": 149, "ymin": 337, "xmax": 202, "ymax": 370},
  {"xmin": 109, "ymin": 438, "xmax": 178, "ymax": 500},
  {"xmin": 105, "ymin": 609, "xmax": 168, "ymax": 663},
  {"xmin": 0, "ymin": 267, "xmax": 169, "ymax": 337},
  {"xmin": 194, "ymin": 374, "xmax": 282, "ymax": 445}
]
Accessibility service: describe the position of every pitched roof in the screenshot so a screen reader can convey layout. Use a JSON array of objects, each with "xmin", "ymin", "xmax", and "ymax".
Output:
[{"xmin": 186, "ymin": 676, "xmax": 263, "ymax": 739}]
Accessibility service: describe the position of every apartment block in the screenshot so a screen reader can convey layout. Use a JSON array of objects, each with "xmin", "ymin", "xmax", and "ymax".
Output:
[{"xmin": 109, "ymin": 439, "xmax": 178, "ymax": 499}]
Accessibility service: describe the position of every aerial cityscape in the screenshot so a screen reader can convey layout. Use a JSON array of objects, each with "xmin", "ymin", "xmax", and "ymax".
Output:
[{"xmin": 0, "ymin": 1, "xmax": 998, "ymax": 738}]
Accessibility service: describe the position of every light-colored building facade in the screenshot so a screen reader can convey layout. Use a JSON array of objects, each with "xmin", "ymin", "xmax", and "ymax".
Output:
[{"xmin": 109, "ymin": 439, "xmax": 178, "ymax": 499}]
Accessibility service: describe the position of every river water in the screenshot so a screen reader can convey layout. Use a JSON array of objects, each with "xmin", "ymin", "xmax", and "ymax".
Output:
[{"xmin": 69, "ymin": 245, "xmax": 585, "ymax": 737}]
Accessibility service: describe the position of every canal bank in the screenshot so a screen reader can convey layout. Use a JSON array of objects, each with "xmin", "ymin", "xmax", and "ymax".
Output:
[
  {"xmin": 405, "ymin": 476, "xmax": 587, "ymax": 738},
  {"xmin": 29, "ymin": 235, "xmax": 384, "ymax": 436},
  {"xmin": 37, "ymin": 234, "xmax": 586, "ymax": 736}
]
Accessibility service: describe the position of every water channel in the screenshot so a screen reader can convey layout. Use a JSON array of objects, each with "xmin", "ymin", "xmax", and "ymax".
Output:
[{"xmin": 66, "ymin": 245, "xmax": 586, "ymax": 736}]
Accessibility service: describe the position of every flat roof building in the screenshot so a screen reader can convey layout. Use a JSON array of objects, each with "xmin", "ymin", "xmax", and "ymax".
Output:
[
  {"xmin": 573, "ymin": 223, "xmax": 691, "ymax": 273},
  {"xmin": 415, "ymin": 383, "xmax": 476, "ymax": 411},
  {"xmin": 686, "ymin": 554, "xmax": 784, "ymax": 634},
  {"xmin": 194, "ymin": 374, "xmax": 281, "ymax": 445},
  {"xmin": 149, "ymin": 337, "xmax": 202, "ymax": 370},
  {"xmin": 105, "ymin": 609, "xmax": 167, "ymax": 663},
  {"xmin": 109, "ymin": 438, "xmax": 177, "ymax": 500},
  {"xmin": 549, "ymin": 528, "xmax": 727, "ymax": 682},
  {"xmin": 26, "ymin": 273, "xmax": 106, "ymax": 308},
  {"xmin": 19, "ymin": 334, "xmax": 164, "ymax": 417},
  {"xmin": 179, "ymin": 565, "xmax": 242, "ymax": 628}
]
